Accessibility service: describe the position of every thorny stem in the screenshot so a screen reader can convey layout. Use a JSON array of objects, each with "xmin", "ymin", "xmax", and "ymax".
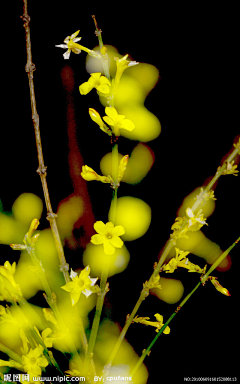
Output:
[
  {"xmin": 21, "ymin": 0, "xmax": 70, "ymax": 285},
  {"xmin": 104, "ymin": 143, "xmax": 240, "ymax": 372},
  {"xmin": 130, "ymin": 235, "xmax": 240, "ymax": 378}
]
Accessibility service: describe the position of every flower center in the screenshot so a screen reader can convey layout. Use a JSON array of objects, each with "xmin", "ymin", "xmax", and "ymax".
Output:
[
  {"xmin": 106, "ymin": 233, "xmax": 113, "ymax": 240},
  {"xmin": 78, "ymin": 279, "xmax": 85, "ymax": 288},
  {"xmin": 30, "ymin": 357, "xmax": 37, "ymax": 364}
]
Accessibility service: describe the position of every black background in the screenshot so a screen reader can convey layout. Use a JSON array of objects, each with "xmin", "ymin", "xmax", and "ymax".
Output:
[{"xmin": 0, "ymin": 1, "xmax": 239, "ymax": 383}]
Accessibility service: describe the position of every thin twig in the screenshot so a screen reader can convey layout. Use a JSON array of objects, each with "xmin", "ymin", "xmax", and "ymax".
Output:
[{"xmin": 21, "ymin": 0, "xmax": 70, "ymax": 284}]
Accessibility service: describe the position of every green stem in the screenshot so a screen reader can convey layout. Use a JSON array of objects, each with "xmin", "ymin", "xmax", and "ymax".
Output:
[
  {"xmin": 84, "ymin": 142, "xmax": 119, "ymax": 377},
  {"xmin": 83, "ymin": 265, "xmax": 109, "ymax": 378},
  {"xmin": 0, "ymin": 342, "xmax": 23, "ymax": 365},
  {"xmin": 130, "ymin": 235, "xmax": 240, "ymax": 378},
  {"xmin": 105, "ymin": 143, "xmax": 240, "ymax": 373},
  {"xmin": 92, "ymin": 15, "xmax": 110, "ymax": 80}
]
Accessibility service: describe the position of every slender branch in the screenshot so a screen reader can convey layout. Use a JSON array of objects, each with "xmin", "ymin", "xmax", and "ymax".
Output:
[
  {"xmin": 104, "ymin": 142, "xmax": 240, "ymax": 371},
  {"xmin": 21, "ymin": 0, "xmax": 69, "ymax": 284},
  {"xmin": 130, "ymin": 234, "xmax": 240, "ymax": 378}
]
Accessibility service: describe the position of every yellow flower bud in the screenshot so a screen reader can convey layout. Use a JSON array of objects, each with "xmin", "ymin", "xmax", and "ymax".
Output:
[
  {"xmin": 117, "ymin": 155, "xmax": 129, "ymax": 183},
  {"xmin": 81, "ymin": 165, "xmax": 113, "ymax": 184},
  {"xmin": 210, "ymin": 277, "xmax": 231, "ymax": 296},
  {"xmin": 89, "ymin": 108, "xmax": 105, "ymax": 129}
]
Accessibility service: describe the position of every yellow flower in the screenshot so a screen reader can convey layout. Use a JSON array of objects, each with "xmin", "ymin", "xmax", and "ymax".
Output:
[
  {"xmin": 79, "ymin": 73, "xmax": 111, "ymax": 95},
  {"xmin": 61, "ymin": 266, "xmax": 98, "ymax": 306},
  {"xmin": 103, "ymin": 107, "xmax": 135, "ymax": 136},
  {"xmin": 0, "ymin": 261, "xmax": 22, "ymax": 302},
  {"xmin": 55, "ymin": 30, "xmax": 82, "ymax": 59},
  {"xmin": 222, "ymin": 160, "xmax": 239, "ymax": 176},
  {"xmin": 186, "ymin": 208, "xmax": 207, "ymax": 231},
  {"xmin": 22, "ymin": 345, "xmax": 48, "ymax": 376},
  {"xmin": 91, "ymin": 221, "xmax": 125, "ymax": 255},
  {"xmin": 195, "ymin": 188, "xmax": 216, "ymax": 201},
  {"xmin": 113, "ymin": 54, "xmax": 139, "ymax": 95},
  {"xmin": 133, "ymin": 313, "xmax": 170, "ymax": 334},
  {"xmin": 163, "ymin": 248, "xmax": 190, "ymax": 273},
  {"xmin": 81, "ymin": 165, "xmax": 113, "ymax": 184},
  {"xmin": 233, "ymin": 137, "xmax": 240, "ymax": 153},
  {"xmin": 154, "ymin": 313, "xmax": 170, "ymax": 334}
]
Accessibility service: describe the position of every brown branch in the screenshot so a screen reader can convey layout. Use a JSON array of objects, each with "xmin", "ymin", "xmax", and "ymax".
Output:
[{"xmin": 21, "ymin": 0, "xmax": 70, "ymax": 283}]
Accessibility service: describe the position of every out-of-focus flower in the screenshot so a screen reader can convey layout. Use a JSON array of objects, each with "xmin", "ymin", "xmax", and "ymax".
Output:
[
  {"xmin": 103, "ymin": 107, "xmax": 135, "ymax": 136},
  {"xmin": 221, "ymin": 160, "xmax": 239, "ymax": 176},
  {"xmin": 22, "ymin": 345, "xmax": 48, "ymax": 377},
  {"xmin": 91, "ymin": 221, "xmax": 125, "ymax": 255},
  {"xmin": 195, "ymin": 188, "xmax": 216, "ymax": 201},
  {"xmin": 186, "ymin": 208, "xmax": 207, "ymax": 231},
  {"xmin": 81, "ymin": 165, "xmax": 113, "ymax": 184},
  {"xmin": 0, "ymin": 261, "xmax": 22, "ymax": 302},
  {"xmin": 79, "ymin": 73, "xmax": 111, "ymax": 95},
  {"xmin": 233, "ymin": 138, "xmax": 240, "ymax": 153},
  {"xmin": 61, "ymin": 266, "xmax": 98, "ymax": 306},
  {"xmin": 0, "ymin": 305, "xmax": 19, "ymax": 325},
  {"xmin": 143, "ymin": 274, "xmax": 162, "ymax": 290}
]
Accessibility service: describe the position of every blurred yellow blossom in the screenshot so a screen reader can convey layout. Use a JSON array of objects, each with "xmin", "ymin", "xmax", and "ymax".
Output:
[
  {"xmin": 194, "ymin": 188, "xmax": 216, "ymax": 202},
  {"xmin": 61, "ymin": 266, "xmax": 98, "ymax": 306},
  {"xmin": 0, "ymin": 261, "xmax": 22, "ymax": 302},
  {"xmin": 221, "ymin": 160, "xmax": 239, "ymax": 176},
  {"xmin": 79, "ymin": 73, "xmax": 111, "ymax": 95},
  {"xmin": 91, "ymin": 221, "xmax": 125, "ymax": 255},
  {"xmin": 22, "ymin": 345, "xmax": 48, "ymax": 377},
  {"xmin": 186, "ymin": 208, "xmax": 207, "ymax": 230}
]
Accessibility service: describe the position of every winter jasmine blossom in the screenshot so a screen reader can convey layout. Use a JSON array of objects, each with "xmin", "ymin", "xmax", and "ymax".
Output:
[
  {"xmin": 61, "ymin": 266, "xmax": 98, "ymax": 306},
  {"xmin": 91, "ymin": 221, "xmax": 125, "ymax": 255}
]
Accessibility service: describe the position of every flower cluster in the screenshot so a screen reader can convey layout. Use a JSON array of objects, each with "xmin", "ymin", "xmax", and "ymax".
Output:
[
  {"xmin": 0, "ymin": 329, "xmax": 48, "ymax": 382},
  {"xmin": 220, "ymin": 160, "xmax": 239, "ymax": 176},
  {"xmin": 81, "ymin": 155, "xmax": 129, "ymax": 188},
  {"xmin": 194, "ymin": 188, "xmax": 216, "ymax": 202},
  {"xmin": 88, "ymin": 105, "xmax": 135, "ymax": 137},
  {"xmin": 162, "ymin": 248, "xmax": 206, "ymax": 274},
  {"xmin": 171, "ymin": 208, "xmax": 208, "ymax": 241}
]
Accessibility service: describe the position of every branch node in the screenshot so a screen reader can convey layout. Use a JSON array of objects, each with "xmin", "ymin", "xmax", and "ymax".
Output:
[
  {"xmin": 46, "ymin": 212, "xmax": 58, "ymax": 221},
  {"xmin": 20, "ymin": 14, "xmax": 30, "ymax": 27},
  {"xmin": 25, "ymin": 62, "xmax": 36, "ymax": 74},
  {"xmin": 36, "ymin": 165, "xmax": 47, "ymax": 175},
  {"xmin": 59, "ymin": 262, "xmax": 69, "ymax": 273}
]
